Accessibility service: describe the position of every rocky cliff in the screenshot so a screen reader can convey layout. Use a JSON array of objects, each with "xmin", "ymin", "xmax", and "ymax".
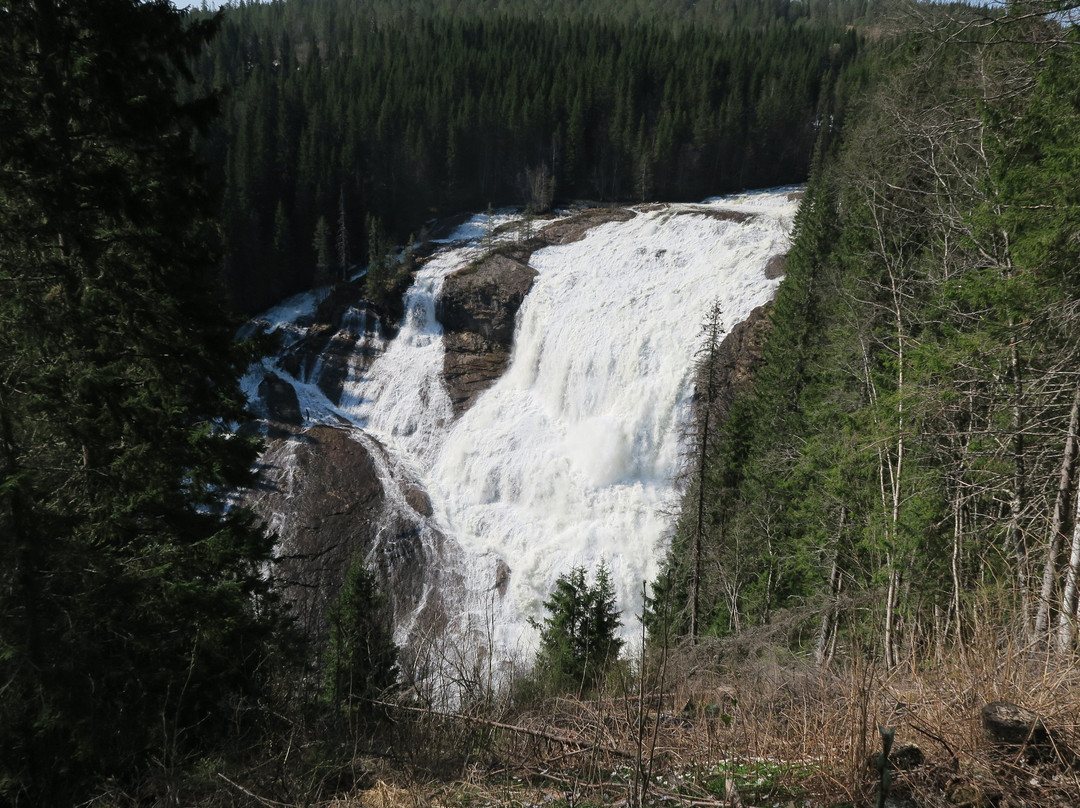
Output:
[
  {"xmin": 437, "ymin": 250, "xmax": 538, "ymax": 418},
  {"xmin": 239, "ymin": 423, "xmax": 454, "ymax": 649},
  {"xmin": 275, "ymin": 281, "xmax": 385, "ymax": 407},
  {"xmin": 710, "ymin": 301, "xmax": 776, "ymax": 420},
  {"xmin": 436, "ymin": 207, "xmax": 639, "ymax": 418}
]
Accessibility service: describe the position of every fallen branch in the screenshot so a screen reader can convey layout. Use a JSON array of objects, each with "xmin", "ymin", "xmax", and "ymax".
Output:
[
  {"xmin": 216, "ymin": 773, "xmax": 299, "ymax": 808},
  {"xmin": 370, "ymin": 699, "xmax": 633, "ymax": 757},
  {"xmin": 908, "ymin": 718, "xmax": 959, "ymax": 767}
]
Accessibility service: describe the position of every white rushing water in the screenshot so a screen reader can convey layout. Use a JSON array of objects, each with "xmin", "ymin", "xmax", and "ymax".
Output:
[
  {"xmin": 246, "ymin": 189, "xmax": 799, "ymax": 668},
  {"xmin": 429, "ymin": 193, "xmax": 797, "ymax": 660}
]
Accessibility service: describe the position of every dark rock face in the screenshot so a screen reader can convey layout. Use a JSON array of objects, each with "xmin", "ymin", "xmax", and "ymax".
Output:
[
  {"xmin": 982, "ymin": 701, "xmax": 1051, "ymax": 747},
  {"xmin": 716, "ymin": 303, "xmax": 773, "ymax": 397},
  {"xmin": 240, "ymin": 424, "xmax": 449, "ymax": 649},
  {"xmin": 242, "ymin": 425, "xmax": 385, "ymax": 645},
  {"xmin": 697, "ymin": 302, "xmax": 774, "ymax": 427},
  {"xmin": 438, "ymin": 252, "xmax": 538, "ymax": 418},
  {"xmin": 764, "ymin": 253, "xmax": 787, "ymax": 279},
  {"xmin": 981, "ymin": 700, "xmax": 1076, "ymax": 766},
  {"xmin": 278, "ymin": 281, "xmax": 385, "ymax": 406},
  {"xmin": 435, "ymin": 207, "xmax": 642, "ymax": 419},
  {"xmin": 535, "ymin": 207, "xmax": 635, "ymax": 245},
  {"xmin": 258, "ymin": 372, "xmax": 302, "ymax": 426}
]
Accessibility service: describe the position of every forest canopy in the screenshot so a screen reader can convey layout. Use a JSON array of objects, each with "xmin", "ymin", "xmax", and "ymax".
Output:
[{"xmin": 187, "ymin": 0, "xmax": 872, "ymax": 311}]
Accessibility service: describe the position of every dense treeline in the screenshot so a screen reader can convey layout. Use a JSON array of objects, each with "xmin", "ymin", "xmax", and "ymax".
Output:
[
  {"xmin": 189, "ymin": 0, "xmax": 873, "ymax": 311},
  {"xmin": 657, "ymin": 1, "xmax": 1080, "ymax": 663},
  {"xmin": 0, "ymin": 1, "xmax": 287, "ymax": 803}
]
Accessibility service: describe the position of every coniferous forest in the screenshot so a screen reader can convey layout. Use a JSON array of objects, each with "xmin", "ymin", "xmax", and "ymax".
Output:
[
  {"xmin": 0, "ymin": 1, "xmax": 283, "ymax": 803},
  {"xmin": 656, "ymin": 0, "xmax": 1080, "ymax": 664},
  {"xmin": 6, "ymin": 0, "xmax": 1080, "ymax": 805},
  {"xmin": 188, "ymin": 0, "xmax": 870, "ymax": 311}
]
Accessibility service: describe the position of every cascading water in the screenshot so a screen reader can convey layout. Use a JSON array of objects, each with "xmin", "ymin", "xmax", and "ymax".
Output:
[
  {"xmin": 339, "ymin": 243, "xmax": 476, "ymax": 469},
  {"xmin": 244, "ymin": 189, "xmax": 799, "ymax": 677},
  {"xmin": 425, "ymin": 194, "xmax": 798, "ymax": 663}
]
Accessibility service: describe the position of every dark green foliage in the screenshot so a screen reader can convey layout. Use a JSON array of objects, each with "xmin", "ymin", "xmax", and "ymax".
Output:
[
  {"xmin": 533, "ymin": 563, "xmax": 624, "ymax": 693},
  {"xmin": 0, "ymin": 1, "xmax": 283, "ymax": 802},
  {"xmin": 324, "ymin": 559, "xmax": 398, "ymax": 715},
  {"xmin": 185, "ymin": 0, "xmax": 871, "ymax": 311},
  {"xmin": 363, "ymin": 215, "xmax": 415, "ymax": 318},
  {"xmin": 652, "ymin": 7, "xmax": 1080, "ymax": 660}
]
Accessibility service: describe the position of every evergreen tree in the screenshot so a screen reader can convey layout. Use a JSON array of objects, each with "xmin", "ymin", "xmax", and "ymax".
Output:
[
  {"xmin": 0, "ymin": 1, "xmax": 282, "ymax": 801},
  {"xmin": 533, "ymin": 562, "xmax": 624, "ymax": 693},
  {"xmin": 313, "ymin": 214, "xmax": 333, "ymax": 284},
  {"xmin": 324, "ymin": 559, "xmax": 398, "ymax": 716}
]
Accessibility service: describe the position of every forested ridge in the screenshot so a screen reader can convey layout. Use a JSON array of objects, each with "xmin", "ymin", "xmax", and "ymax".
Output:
[
  {"xmin": 187, "ymin": 0, "xmax": 872, "ymax": 311},
  {"xmin": 658, "ymin": 1, "xmax": 1080, "ymax": 666}
]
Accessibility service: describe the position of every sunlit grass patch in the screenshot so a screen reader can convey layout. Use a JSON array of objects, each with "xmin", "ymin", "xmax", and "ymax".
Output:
[{"xmin": 693, "ymin": 758, "xmax": 820, "ymax": 802}]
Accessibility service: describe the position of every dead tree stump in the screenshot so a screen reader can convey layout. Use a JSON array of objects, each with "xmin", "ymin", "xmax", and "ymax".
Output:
[{"xmin": 981, "ymin": 701, "xmax": 1074, "ymax": 766}]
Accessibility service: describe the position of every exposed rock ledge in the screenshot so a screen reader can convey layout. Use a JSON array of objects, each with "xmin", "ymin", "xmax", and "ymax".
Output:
[
  {"xmin": 437, "ymin": 207, "xmax": 638, "ymax": 418},
  {"xmin": 438, "ymin": 251, "xmax": 538, "ymax": 417},
  {"xmin": 239, "ymin": 424, "xmax": 453, "ymax": 648},
  {"xmin": 694, "ymin": 300, "xmax": 776, "ymax": 430}
]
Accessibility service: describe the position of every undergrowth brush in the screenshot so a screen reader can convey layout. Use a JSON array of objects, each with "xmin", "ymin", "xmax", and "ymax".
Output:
[
  {"xmin": 324, "ymin": 626, "xmax": 1080, "ymax": 808},
  {"xmin": 143, "ymin": 625, "xmax": 1080, "ymax": 807}
]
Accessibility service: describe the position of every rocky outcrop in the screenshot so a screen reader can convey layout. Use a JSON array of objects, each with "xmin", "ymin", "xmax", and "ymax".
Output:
[
  {"xmin": 436, "ymin": 207, "xmax": 642, "ymax": 419},
  {"xmin": 240, "ymin": 424, "xmax": 451, "ymax": 649},
  {"xmin": 536, "ymin": 206, "xmax": 635, "ymax": 244},
  {"xmin": 242, "ymin": 425, "xmax": 384, "ymax": 644},
  {"xmin": 981, "ymin": 701, "xmax": 1076, "ymax": 765},
  {"xmin": 764, "ymin": 253, "xmax": 786, "ymax": 279},
  {"xmin": 278, "ymin": 281, "xmax": 385, "ymax": 406},
  {"xmin": 698, "ymin": 302, "xmax": 775, "ymax": 427},
  {"xmin": 438, "ymin": 251, "xmax": 538, "ymax": 418},
  {"xmin": 258, "ymin": 372, "xmax": 302, "ymax": 427}
]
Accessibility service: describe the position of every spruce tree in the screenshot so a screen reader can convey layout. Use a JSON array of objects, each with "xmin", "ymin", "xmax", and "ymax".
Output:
[
  {"xmin": 324, "ymin": 559, "xmax": 399, "ymax": 716},
  {"xmin": 0, "ymin": 1, "xmax": 281, "ymax": 802},
  {"xmin": 534, "ymin": 562, "xmax": 623, "ymax": 693}
]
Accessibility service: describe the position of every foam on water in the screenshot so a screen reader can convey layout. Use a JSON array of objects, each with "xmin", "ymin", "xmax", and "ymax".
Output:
[
  {"xmin": 424, "ymin": 194, "xmax": 798, "ymax": 658},
  {"xmin": 253, "ymin": 192, "xmax": 799, "ymax": 668}
]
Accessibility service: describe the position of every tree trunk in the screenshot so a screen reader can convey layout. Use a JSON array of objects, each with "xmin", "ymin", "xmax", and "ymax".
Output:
[
  {"xmin": 1034, "ymin": 379, "xmax": 1080, "ymax": 644},
  {"xmin": 814, "ymin": 510, "xmax": 844, "ymax": 667},
  {"xmin": 951, "ymin": 485, "xmax": 967, "ymax": 657},
  {"xmin": 1008, "ymin": 337, "xmax": 1032, "ymax": 642},
  {"xmin": 1056, "ymin": 476, "xmax": 1080, "ymax": 652}
]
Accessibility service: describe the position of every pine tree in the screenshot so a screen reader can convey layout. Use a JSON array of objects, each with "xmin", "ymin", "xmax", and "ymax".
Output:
[
  {"xmin": 324, "ymin": 559, "xmax": 399, "ymax": 716},
  {"xmin": 0, "ymin": 1, "xmax": 282, "ymax": 801},
  {"xmin": 313, "ymin": 214, "xmax": 333, "ymax": 284},
  {"xmin": 533, "ymin": 562, "xmax": 624, "ymax": 693},
  {"xmin": 337, "ymin": 185, "xmax": 350, "ymax": 281}
]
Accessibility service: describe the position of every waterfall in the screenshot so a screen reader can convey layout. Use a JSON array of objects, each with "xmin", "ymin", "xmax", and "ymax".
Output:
[{"xmin": 245, "ymin": 189, "xmax": 799, "ymax": 676}]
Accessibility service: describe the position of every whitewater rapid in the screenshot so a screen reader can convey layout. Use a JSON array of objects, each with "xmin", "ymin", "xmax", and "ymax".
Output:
[{"xmin": 245, "ymin": 189, "xmax": 799, "ymax": 668}]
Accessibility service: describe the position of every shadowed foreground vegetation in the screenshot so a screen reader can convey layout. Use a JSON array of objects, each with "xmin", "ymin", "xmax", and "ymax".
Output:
[{"xmin": 207, "ymin": 617, "xmax": 1080, "ymax": 808}]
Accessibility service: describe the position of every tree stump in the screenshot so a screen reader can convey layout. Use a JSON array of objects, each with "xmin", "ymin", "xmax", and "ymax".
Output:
[
  {"xmin": 981, "ymin": 701, "xmax": 1050, "ymax": 747},
  {"xmin": 980, "ymin": 701, "xmax": 1075, "ymax": 766}
]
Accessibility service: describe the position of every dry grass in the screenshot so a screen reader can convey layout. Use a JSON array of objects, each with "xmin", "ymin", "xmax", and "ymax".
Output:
[
  {"xmin": 205, "ymin": 615, "xmax": 1080, "ymax": 808},
  {"xmin": 335, "ymin": 625, "xmax": 1080, "ymax": 808}
]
